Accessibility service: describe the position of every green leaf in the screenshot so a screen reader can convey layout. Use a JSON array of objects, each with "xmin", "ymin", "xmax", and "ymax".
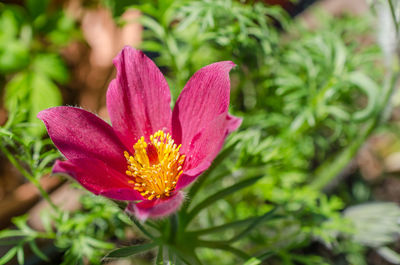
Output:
[
  {"xmin": 227, "ymin": 208, "xmax": 277, "ymax": 243},
  {"xmin": 26, "ymin": 0, "xmax": 49, "ymax": 19},
  {"xmin": 29, "ymin": 241, "xmax": 49, "ymax": 261},
  {"xmin": 140, "ymin": 16, "xmax": 165, "ymax": 39},
  {"xmin": 104, "ymin": 242, "xmax": 157, "ymax": 258},
  {"xmin": 377, "ymin": 247, "xmax": 400, "ymax": 264},
  {"xmin": 186, "ymin": 175, "xmax": 263, "ymax": 223},
  {"xmin": 156, "ymin": 246, "xmax": 163, "ymax": 265},
  {"xmin": 347, "ymin": 71, "xmax": 379, "ymax": 121},
  {"xmin": 17, "ymin": 246, "xmax": 24, "ymax": 265},
  {"xmin": 0, "ymin": 42, "xmax": 29, "ymax": 73},
  {"xmin": 140, "ymin": 41, "xmax": 164, "ymax": 52},
  {"xmin": 344, "ymin": 202, "xmax": 400, "ymax": 247},
  {"xmin": 0, "ymin": 229, "xmax": 25, "ymax": 239},
  {"xmin": 85, "ymin": 237, "xmax": 114, "ymax": 249},
  {"xmin": 5, "ymin": 71, "xmax": 62, "ymax": 136},
  {"xmin": 0, "ymin": 9, "xmax": 19, "ymax": 39},
  {"xmin": 40, "ymin": 211, "xmax": 53, "ymax": 233},
  {"xmin": 243, "ymin": 257, "xmax": 261, "ymax": 265},
  {"xmin": 0, "ymin": 247, "xmax": 17, "ymax": 265},
  {"xmin": 168, "ymin": 246, "xmax": 203, "ymax": 265},
  {"xmin": 32, "ymin": 53, "xmax": 69, "ymax": 84},
  {"xmin": 191, "ymin": 216, "xmax": 257, "ymax": 235},
  {"xmin": 4, "ymin": 72, "xmax": 30, "ymax": 110}
]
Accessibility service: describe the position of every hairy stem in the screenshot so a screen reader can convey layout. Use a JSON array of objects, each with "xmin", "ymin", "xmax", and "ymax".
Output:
[{"xmin": 0, "ymin": 145, "xmax": 58, "ymax": 211}]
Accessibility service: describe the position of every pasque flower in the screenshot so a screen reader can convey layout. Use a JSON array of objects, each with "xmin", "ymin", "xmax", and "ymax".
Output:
[{"xmin": 38, "ymin": 46, "xmax": 241, "ymax": 220}]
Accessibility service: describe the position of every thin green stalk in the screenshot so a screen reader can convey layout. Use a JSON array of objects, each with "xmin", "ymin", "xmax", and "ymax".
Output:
[
  {"xmin": 169, "ymin": 245, "xmax": 203, "ymax": 265},
  {"xmin": 169, "ymin": 214, "xmax": 178, "ymax": 244},
  {"xmin": 388, "ymin": 0, "xmax": 399, "ymax": 37},
  {"xmin": 156, "ymin": 246, "xmax": 164, "ymax": 265},
  {"xmin": 189, "ymin": 216, "xmax": 258, "ymax": 236},
  {"xmin": 197, "ymin": 240, "xmax": 251, "ymax": 260},
  {"xmin": 185, "ymin": 174, "xmax": 264, "ymax": 225},
  {"xmin": 0, "ymin": 145, "xmax": 58, "ymax": 211},
  {"xmin": 129, "ymin": 216, "xmax": 156, "ymax": 240},
  {"xmin": 226, "ymin": 207, "xmax": 277, "ymax": 243}
]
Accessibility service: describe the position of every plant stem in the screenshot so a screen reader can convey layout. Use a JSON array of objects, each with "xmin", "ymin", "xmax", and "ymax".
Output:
[
  {"xmin": 197, "ymin": 240, "xmax": 251, "ymax": 260},
  {"xmin": 128, "ymin": 215, "xmax": 156, "ymax": 240},
  {"xmin": 189, "ymin": 216, "xmax": 258, "ymax": 235},
  {"xmin": 226, "ymin": 207, "xmax": 277, "ymax": 243},
  {"xmin": 169, "ymin": 214, "xmax": 178, "ymax": 244},
  {"xmin": 0, "ymin": 145, "xmax": 58, "ymax": 211},
  {"xmin": 388, "ymin": 0, "xmax": 399, "ymax": 37},
  {"xmin": 186, "ymin": 173, "xmax": 265, "ymax": 225},
  {"xmin": 156, "ymin": 245, "xmax": 163, "ymax": 265}
]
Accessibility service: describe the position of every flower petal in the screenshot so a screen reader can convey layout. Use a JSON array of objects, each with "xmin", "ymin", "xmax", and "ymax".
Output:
[
  {"xmin": 38, "ymin": 106, "xmax": 127, "ymax": 172},
  {"xmin": 226, "ymin": 114, "xmax": 242, "ymax": 134},
  {"xmin": 176, "ymin": 114, "xmax": 231, "ymax": 190},
  {"xmin": 126, "ymin": 192, "xmax": 184, "ymax": 220},
  {"xmin": 107, "ymin": 46, "xmax": 172, "ymax": 150},
  {"xmin": 53, "ymin": 158, "xmax": 144, "ymax": 201},
  {"xmin": 172, "ymin": 61, "xmax": 235, "ymax": 151}
]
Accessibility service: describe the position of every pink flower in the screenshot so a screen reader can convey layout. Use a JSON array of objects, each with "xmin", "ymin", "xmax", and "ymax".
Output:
[{"xmin": 38, "ymin": 46, "xmax": 241, "ymax": 220}]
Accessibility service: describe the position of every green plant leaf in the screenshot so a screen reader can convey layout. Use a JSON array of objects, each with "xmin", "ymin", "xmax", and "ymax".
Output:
[
  {"xmin": 227, "ymin": 208, "xmax": 277, "ymax": 243},
  {"xmin": 0, "ymin": 247, "xmax": 17, "ymax": 265},
  {"xmin": 0, "ymin": 230, "xmax": 25, "ymax": 239},
  {"xmin": 30, "ymin": 74, "xmax": 62, "ymax": 132},
  {"xmin": 186, "ymin": 175, "xmax": 263, "ymax": 223},
  {"xmin": 377, "ymin": 247, "xmax": 400, "ymax": 264},
  {"xmin": 243, "ymin": 257, "xmax": 261, "ymax": 265},
  {"xmin": 190, "ymin": 216, "xmax": 258, "ymax": 235},
  {"xmin": 347, "ymin": 71, "xmax": 379, "ymax": 121},
  {"xmin": 32, "ymin": 53, "xmax": 69, "ymax": 84},
  {"xmin": 26, "ymin": 0, "xmax": 49, "ymax": 19},
  {"xmin": 16, "ymin": 246, "xmax": 24, "ymax": 265},
  {"xmin": 29, "ymin": 241, "xmax": 49, "ymax": 261},
  {"xmin": 105, "ymin": 242, "xmax": 157, "ymax": 258},
  {"xmin": 4, "ymin": 71, "xmax": 62, "ymax": 136}
]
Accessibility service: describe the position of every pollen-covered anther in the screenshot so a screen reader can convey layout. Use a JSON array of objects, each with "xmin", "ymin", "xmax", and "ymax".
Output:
[{"xmin": 124, "ymin": 130, "xmax": 185, "ymax": 200}]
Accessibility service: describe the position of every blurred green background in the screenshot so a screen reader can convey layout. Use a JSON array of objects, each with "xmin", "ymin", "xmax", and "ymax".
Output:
[{"xmin": 2, "ymin": 0, "xmax": 400, "ymax": 264}]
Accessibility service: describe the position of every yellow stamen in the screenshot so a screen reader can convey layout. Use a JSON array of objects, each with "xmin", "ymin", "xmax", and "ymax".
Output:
[{"xmin": 124, "ymin": 130, "xmax": 185, "ymax": 200}]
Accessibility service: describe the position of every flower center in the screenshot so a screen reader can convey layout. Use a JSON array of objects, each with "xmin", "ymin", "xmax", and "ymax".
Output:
[{"xmin": 124, "ymin": 130, "xmax": 185, "ymax": 200}]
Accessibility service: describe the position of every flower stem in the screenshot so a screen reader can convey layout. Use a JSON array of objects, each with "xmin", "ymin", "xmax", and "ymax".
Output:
[
  {"xmin": 0, "ymin": 144, "xmax": 58, "ymax": 212},
  {"xmin": 156, "ymin": 245, "xmax": 163, "ymax": 265},
  {"xmin": 197, "ymin": 240, "xmax": 251, "ymax": 260},
  {"xmin": 169, "ymin": 214, "xmax": 178, "ymax": 244},
  {"xmin": 388, "ymin": 0, "xmax": 399, "ymax": 37},
  {"xmin": 128, "ymin": 215, "xmax": 156, "ymax": 240}
]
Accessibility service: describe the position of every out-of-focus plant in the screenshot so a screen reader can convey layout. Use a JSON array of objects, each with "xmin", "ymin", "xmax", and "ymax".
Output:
[
  {"xmin": 107, "ymin": 0, "xmax": 398, "ymax": 264},
  {"xmin": 0, "ymin": 111, "xmax": 132, "ymax": 265},
  {"xmin": 1, "ymin": 0, "xmax": 400, "ymax": 264},
  {"xmin": 0, "ymin": 0, "xmax": 78, "ymax": 136}
]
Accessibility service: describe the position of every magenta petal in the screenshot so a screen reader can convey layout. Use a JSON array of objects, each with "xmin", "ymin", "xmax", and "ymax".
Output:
[
  {"xmin": 176, "ymin": 161, "xmax": 212, "ymax": 191},
  {"xmin": 126, "ymin": 192, "xmax": 184, "ymax": 220},
  {"xmin": 226, "ymin": 114, "xmax": 242, "ymax": 134},
  {"xmin": 38, "ymin": 106, "xmax": 127, "ymax": 172},
  {"xmin": 53, "ymin": 159, "xmax": 144, "ymax": 201},
  {"xmin": 172, "ymin": 61, "xmax": 235, "ymax": 150},
  {"xmin": 107, "ymin": 46, "xmax": 172, "ymax": 150},
  {"xmin": 176, "ymin": 114, "xmax": 230, "ymax": 190},
  {"xmin": 176, "ymin": 114, "xmax": 241, "ymax": 190}
]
